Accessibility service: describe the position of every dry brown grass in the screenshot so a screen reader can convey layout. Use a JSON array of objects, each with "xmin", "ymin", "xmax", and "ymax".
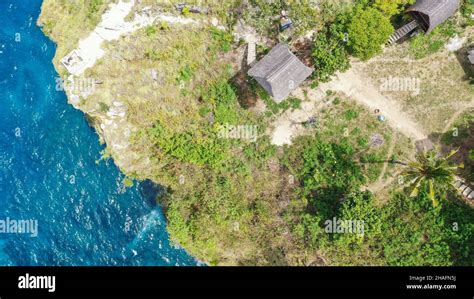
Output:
[
  {"xmin": 38, "ymin": 0, "xmax": 116, "ymax": 74},
  {"xmin": 362, "ymin": 31, "xmax": 474, "ymax": 136}
]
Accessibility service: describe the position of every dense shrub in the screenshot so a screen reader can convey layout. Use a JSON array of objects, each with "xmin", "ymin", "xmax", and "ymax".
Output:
[
  {"xmin": 347, "ymin": 5, "xmax": 394, "ymax": 60},
  {"xmin": 311, "ymin": 16, "xmax": 351, "ymax": 82},
  {"xmin": 209, "ymin": 27, "xmax": 233, "ymax": 53},
  {"xmin": 148, "ymin": 122, "xmax": 229, "ymax": 169},
  {"xmin": 409, "ymin": 20, "xmax": 459, "ymax": 59},
  {"xmin": 373, "ymin": 0, "xmax": 416, "ymax": 17},
  {"xmin": 202, "ymin": 80, "xmax": 239, "ymax": 124}
]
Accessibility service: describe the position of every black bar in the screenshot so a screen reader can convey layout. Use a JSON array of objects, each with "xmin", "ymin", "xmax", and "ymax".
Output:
[{"xmin": 0, "ymin": 267, "xmax": 472, "ymax": 298}]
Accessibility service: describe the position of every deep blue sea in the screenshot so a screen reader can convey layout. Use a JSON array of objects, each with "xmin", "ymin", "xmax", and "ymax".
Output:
[{"xmin": 0, "ymin": 1, "xmax": 197, "ymax": 266}]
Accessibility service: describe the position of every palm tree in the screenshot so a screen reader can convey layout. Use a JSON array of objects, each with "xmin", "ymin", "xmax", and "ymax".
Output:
[{"xmin": 401, "ymin": 148, "xmax": 463, "ymax": 207}]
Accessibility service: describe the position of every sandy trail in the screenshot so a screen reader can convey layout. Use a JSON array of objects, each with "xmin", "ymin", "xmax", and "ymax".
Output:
[
  {"xmin": 271, "ymin": 63, "xmax": 428, "ymax": 146},
  {"xmin": 367, "ymin": 138, "xmax": 400, "ymax": 193},
  {"xmin": 367, "ymin": 100, "xmax": 474, "ymax": 193},
  {"xmin": 439, "ymin": 102, "xmax": 474, "ymax": 140},
  {"xmin": 270, "ymin": 95, "xmax": 324, "ymax": 146},
  {"xmin": 318, "ymin": 64, "xmax": 428, "ymax": 141}
]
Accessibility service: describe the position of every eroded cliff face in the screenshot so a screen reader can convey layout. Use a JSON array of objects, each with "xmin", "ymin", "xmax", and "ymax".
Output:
[
  {"xmin": 37, "ymin": 2, "xmax": 254, "ymax": 266},
  {"xmin": 37, "ymin": 0, "xmax": 194, "ymax": 179}
]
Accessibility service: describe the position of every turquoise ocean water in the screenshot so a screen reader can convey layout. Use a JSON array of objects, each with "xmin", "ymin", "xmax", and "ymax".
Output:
[{"xmin": 0, "ymin": 0, "xmax": 197, "ymax": 266}]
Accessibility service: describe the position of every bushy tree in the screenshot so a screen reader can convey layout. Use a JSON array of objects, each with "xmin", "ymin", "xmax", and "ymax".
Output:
[
  {"xmin": 347, "ymin": 6, "xmax": 394, "ymax": 60},
  {"xmin": 379, "ymin": 192, "xmax": 453, "ymax": 266},
  {"xmin": 298, "ymin": 139, "xmax": 364, "ymax": 192},
  {"xmin": 311, "ymin": 16, "xmax": 351, "ymax": 82},
  {"xmin": 373, "ymin": 0, "xmax": 416, "ymax": 17}
]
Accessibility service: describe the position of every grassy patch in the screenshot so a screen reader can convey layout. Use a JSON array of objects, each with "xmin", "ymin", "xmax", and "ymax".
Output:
[{"xmin": 409, "ymin": 20, "xmax": 459, "ymax": 59}]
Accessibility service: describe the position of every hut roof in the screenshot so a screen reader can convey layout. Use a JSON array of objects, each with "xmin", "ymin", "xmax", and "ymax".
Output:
[
  {"xmin": 248, "ymin": 43, "xmax": 313, "ymax": 102},
  {"xmin": 465, "ymin": 46, "xmax": 474, "ymax": 64},
  {"xmin": 469, "ymin": 54, "xmax": 474, "ymax": 65},
  {"xmin": 407, "ymin": 0, "xmax": 460, "ymax": 33}
]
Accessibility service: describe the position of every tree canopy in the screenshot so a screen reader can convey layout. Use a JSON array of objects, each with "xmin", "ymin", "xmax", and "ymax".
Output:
[
  {"xmin": 348, "ymin": 5, "xmax": 394, "ymax": 60},
  {"xmin": 373, "ymin": 0, "xmax": 416, "ymax": 17}
]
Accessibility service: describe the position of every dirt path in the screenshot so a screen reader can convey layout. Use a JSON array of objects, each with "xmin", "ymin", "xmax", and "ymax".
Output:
[
  {"xmin": 269, "ymin": 57, "xmax": 472, "ymax": 194},
  {"xmin": 318, "ymin": 64, "xmax": 428, "ymax": 141},
  {"xmin": 439, "ymin": 102, "xmax": 474, "ymax": 141},
  {"xmin": 270, "ymin": 91, "xmax": 326, "ymax": 146},
  {"xmin": 368, "ymin": 136, "xmax": 397, "ymax": 193},
  {"xmin": 270, "ymin": 62, "xmax": 428, "ymax": 146}
]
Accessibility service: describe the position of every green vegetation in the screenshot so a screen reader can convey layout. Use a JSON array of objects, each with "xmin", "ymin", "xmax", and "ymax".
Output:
[
  {"xmin": 441, "ymin": 111, "xmax": 474, "ymax": 182},
  {"xmin": 373, "ymin": 0, "xmax": 416, "ymax": 17},
  {"xmin": 209, "ymin": 27, "xmax": 233, "ymax": 53},
  {"xmin": 40, "ymin": 0, "xmax": 474, "ymax": 266},
  {"xmin": 87, "ymin": 0, "xmax": 104, "ymax": 21},
  {"xmin": 378, "ymin": 192, "xmax": 473, "ymax": 266},
  {"xmin": 402, "ymin": 149, "xmax": 463, "ymax": 207},
  {"xmin": 310, "ymin": 0, "xmax": 404, "ymax": 82},
  {"xmin": 285, "ymin": 134, "xmax": 473, "ymax": 266},
  {"xmin": 287, "ymin": 137, "xmax": 365, "ymax": 199},
  {"xmin": 123, "ymin": 177, "xmax": 134, "ymax": 188},
  {"xmin": 344, "ymin": 108, "xmax": 359, "ymax": 120},
  {"xmin": 244, "ymin": 0, "xmax": 321, "ymax": 37},
  {"xmin": 461, "ymin": 0, "xmax": 474, "ymax": 26},
  {"xmin": 182, "ymin": 6, "xmax": 190, "ymax": 16},
  {"xmin": 311, "ymin": 16, "xmax": 351, "ymax": 82},
  {"xmin": 145, "ymin": 25, "xmax": 158, "ymax": 37},
  {"xmin": 148, "ymin": 122, "xmax": 228, "ymax": 169},
  {"xmin": 347, "ymin": 5, "xmax": 394, "ymax": 60},
  {"xmin": 409, "ymin": 20, "xmax": 459, "ymax": 59}
]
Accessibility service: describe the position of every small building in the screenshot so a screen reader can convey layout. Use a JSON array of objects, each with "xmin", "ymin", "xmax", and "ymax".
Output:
[
  {"xmin": 60, "ymin": 50, "xmax": 85, "ymax": 74},
  {"xmin": 407, "ymin": 0, "xmax": 460, "ymax": 34},
  {"xmin": 248, "ymin": 43, "xmax": 313, "ymax": 103},
  {"xmin": 388, "ymin": 0, "xmax": 460, "ymax": 44},
  {"xmin": 468, "ymin": 48, "xmax": 474, "ymax": 65},
  {"xmin": 469, "ymin": 54, "xmax": 474, "ymax": 65}
]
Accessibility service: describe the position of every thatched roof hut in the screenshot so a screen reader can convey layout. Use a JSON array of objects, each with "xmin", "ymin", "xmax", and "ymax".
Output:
[
  {"xmin": 407, "ymin": 0, "xmax": 460, "ymax": 34},
  {"xmin": 248, "ymin": 43, "xmax": 313, "ymax": 103}
]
